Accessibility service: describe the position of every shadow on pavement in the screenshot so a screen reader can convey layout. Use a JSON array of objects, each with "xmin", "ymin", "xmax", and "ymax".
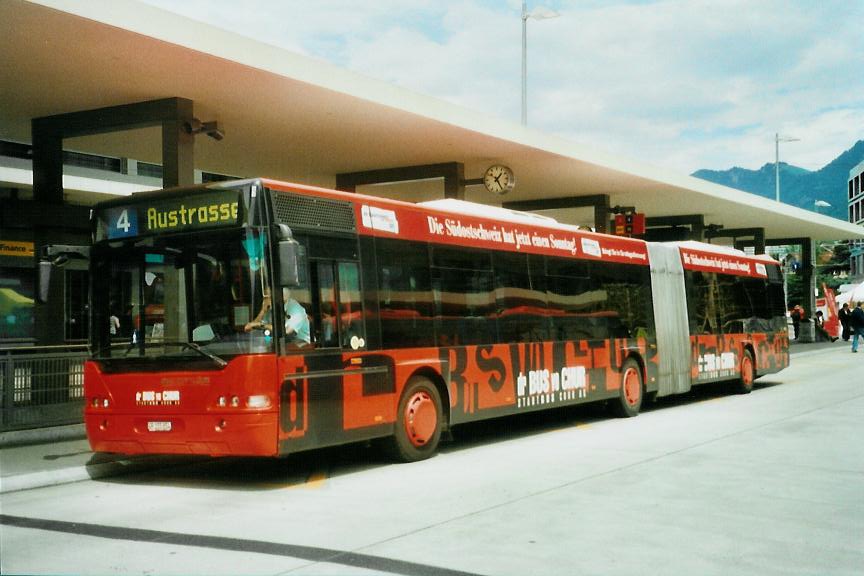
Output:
[{"xmin": 94, "ymin": 376, "xmax": 783, "ymax": 492}]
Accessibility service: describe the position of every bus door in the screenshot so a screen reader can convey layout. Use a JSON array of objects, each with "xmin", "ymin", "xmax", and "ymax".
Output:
[
  {"xmin": 278, "ymin": 246, "xmax": 392, "ymax": 453},
  {"xmin": 313, "ymin": 260, "xmax": 365, "ymax": 351}
]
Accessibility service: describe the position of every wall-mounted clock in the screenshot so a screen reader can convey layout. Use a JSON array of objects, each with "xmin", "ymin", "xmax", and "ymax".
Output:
[{"xmin": 483, "ymin": 164, "xmax": 515, "ymax": 195}]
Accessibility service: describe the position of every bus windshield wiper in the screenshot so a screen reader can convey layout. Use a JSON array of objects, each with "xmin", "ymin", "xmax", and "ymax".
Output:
[
  {"xmin": 174, "ymin": 341, "xmax": 228, "ymax": 367},
  {"xmin": 122, "ymin": 340, "xmax": 228, "ymax": 367}
]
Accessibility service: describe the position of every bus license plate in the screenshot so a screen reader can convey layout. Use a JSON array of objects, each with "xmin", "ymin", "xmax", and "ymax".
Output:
[{"xmin": 147, "ymin": 421, "xmax": 172, "ymax": 432}]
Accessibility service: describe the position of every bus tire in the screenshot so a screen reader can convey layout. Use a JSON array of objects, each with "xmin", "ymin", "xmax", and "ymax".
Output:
[
  {"xmin": 613, "ymin": 358, "xmax": 643, "ymax": 418},
  {"xmin": 736, "ymin": 349, "xmax": 755, "ymax": 394},
  {"xmin": 386, "ymin": 376, "xmax": 443, "ymax": 463}
]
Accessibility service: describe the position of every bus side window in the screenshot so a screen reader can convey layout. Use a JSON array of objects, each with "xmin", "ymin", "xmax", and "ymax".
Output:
[
  {"xmin": 688, "ymin": 271, "xmax": 719, "ymax": 335},
  {"xmin": 316, "ymin": 262, "xmax": 338, "ymax": 347},
  {"xmin": 338, "ymin": 262, "xmax": 364, "ymax": 349},
  {"xmin": 311, "ymin": 260, "xmax": 365, "ymax": 349}
]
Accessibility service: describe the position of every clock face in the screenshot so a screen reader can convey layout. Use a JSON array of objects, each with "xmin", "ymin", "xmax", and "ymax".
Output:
[{"xmin": 483, "ymin": 165, "xmax": 515, "ymax": 194}]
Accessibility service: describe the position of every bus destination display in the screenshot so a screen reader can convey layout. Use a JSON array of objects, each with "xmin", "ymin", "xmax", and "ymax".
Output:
[{"xmin": 98, "ymin": 190, "xmax": 241, "ymax": 240}]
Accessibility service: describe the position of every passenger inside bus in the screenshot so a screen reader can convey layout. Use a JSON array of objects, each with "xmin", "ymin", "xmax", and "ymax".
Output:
[{"xmin": 244, "ymin": 288, "xmax": 311, "ymax": 346}]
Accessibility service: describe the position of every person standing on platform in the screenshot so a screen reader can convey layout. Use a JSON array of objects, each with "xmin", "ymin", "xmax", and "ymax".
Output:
[
  {"xmin": 790, "ymin": 305, "xmax": 804, "ymax": 340},
  {"xmin": 851, "ymin": 302, "xmax": 864, "ymax": 353},
  {"xmin": 839, "ymin": 302, "xmax": 852, "ymax": 341}
]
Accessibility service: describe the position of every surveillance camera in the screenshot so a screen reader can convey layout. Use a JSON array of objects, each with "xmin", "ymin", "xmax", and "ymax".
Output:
[
  {"xmin": 204, "ymin": 123, "xmax": 224, "ymax": 141},
  {"xmin": 184, "ymin": 118, "xmax": 224, "ymax": 141},
  {"xmin": 184, "ymin": 118, "xmax": 202, "ymax": 134}
]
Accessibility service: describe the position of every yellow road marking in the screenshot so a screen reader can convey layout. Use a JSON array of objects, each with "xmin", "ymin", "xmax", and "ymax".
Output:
[{"xmin": 304, "ymin": 470, "xmax": 329, "ymax": 489}]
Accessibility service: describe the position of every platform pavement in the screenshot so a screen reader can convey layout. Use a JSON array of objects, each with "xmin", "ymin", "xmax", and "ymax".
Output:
[{"xmin": 0, "ymin": 338, "xmax": 851, "ymax": 494}]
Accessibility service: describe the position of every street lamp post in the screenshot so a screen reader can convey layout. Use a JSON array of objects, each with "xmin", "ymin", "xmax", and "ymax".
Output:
[
  {"xmin": 775, "ymin": 132, "xmax": 800, "ymax": 202},
  {"xmin": 521, "ymin": 2, "xmax": 559, "ymax": 126}
]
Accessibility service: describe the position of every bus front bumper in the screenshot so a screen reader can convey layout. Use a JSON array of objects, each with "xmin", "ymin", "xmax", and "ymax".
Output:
[{"xmin": 85, "ymin": 411, "xmax": 279, "ymax": 457}]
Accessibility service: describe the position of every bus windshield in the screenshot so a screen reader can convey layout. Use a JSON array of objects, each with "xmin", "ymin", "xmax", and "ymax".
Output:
[{"xmin": 91, "ymin": 228, "xmax": 273, "ymax": 363}]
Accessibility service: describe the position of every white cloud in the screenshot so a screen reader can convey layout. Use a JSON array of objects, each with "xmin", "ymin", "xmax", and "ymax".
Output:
[{"xmin": 141, "ymin": 0, "xmax": 864, "ymax": 173}]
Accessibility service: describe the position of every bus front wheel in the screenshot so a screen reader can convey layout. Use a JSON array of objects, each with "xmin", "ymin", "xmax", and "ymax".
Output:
[
  {"xmin": 387, "ymin": 376, "xmax": 444, "ymax": 463},
  {"xmin": 613, "ymin": 358, "xmax": 643, "ymax": 418}
]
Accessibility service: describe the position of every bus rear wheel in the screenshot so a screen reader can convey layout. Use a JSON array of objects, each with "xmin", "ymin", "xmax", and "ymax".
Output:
[
  {"xmin": 386, "ymin": 376, "xmax": 443, "ymax": 462},
  {"xmin": 613, "ymin": 359, "xmax": 643, "ymax": 418},
  {"xmin": 736, "ymin": 349, "xmax": 755, "ymax": 394}
]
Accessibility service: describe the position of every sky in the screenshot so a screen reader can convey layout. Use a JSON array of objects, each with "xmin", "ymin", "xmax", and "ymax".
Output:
[{"xmin": 140, "ymin": 0, "xmax": 863, "ymax": 174}]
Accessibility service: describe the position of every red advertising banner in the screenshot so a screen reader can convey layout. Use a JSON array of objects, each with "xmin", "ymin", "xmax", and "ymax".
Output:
[
  {"xmin": 822, "ymin": 284, "xmax": 840, "ymax": 338},
  {"xmin": 679, "ymin": 246, "xmax": 769, "ymax": 279},
  {"xmin": 340, "ymin": 189, "xmax": 651, "ymax": 266}
]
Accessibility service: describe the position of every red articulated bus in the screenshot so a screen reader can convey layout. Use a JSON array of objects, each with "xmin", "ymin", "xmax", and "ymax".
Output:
[{"xmin": 67, "ymin": 178, "xmax": 788, "ymax": 461}]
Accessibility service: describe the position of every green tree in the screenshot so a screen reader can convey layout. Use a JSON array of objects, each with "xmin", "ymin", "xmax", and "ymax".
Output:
[{"xmin": 817, "ymin": 242, "xmax": 851, "ymax": 292}]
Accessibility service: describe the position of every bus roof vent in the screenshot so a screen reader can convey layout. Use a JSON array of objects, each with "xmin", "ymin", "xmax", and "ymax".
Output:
[
  {"xmin": 419, "ymin": 198, "xmax": 558, "ymax": 226},
  {"xmin": 271, "ymin": 190, "xmax": 356, "ymax": 234}
]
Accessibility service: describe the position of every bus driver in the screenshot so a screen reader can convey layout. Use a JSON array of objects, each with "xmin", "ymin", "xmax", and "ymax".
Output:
[
  {"xmin": 244, "ymin": 288, "xmax": 310, "ymax": 345},
  {"xmin": 244, "ymin": 290, "xmax": 272, "ymax": 333}
]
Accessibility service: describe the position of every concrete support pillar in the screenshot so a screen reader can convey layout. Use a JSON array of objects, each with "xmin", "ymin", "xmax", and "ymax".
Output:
[
  {"xmin": 30, "ymin": 123, "xmax": 64, "ymax": 204},
  {"xmin": 799, "ymin": 238, "xmax": 817, "ymax": 342},
  {"xmin": 29, "ymin": 97, "xmax": 196, "ymax": 345},
  {"xmin": 768, "ymin": 236, "xmax": 817, "ymax": 342},
  {"xmin": 161, "ymin": 98, "xmax": 195, "ymax": 187},
  {"xmin": 644, "ymin": 214, "xmax": 705, "ymax": 242},
  {"xmin": 705, "ymin": 227, "xmax": 766, "ymax": 254},
  {"xmin": 32, "ymin": 97, "xmax": 195, "ymax": 193},
  {"xmin": 336, "ymin": 162, "xmax": 466, "ymax": 200},
  {"xmin": 503, "ymin": 194, "xmax": 611, "ymax": 233}
]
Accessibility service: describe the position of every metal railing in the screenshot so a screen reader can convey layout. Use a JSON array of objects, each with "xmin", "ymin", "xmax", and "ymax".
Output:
[{"xmin": 0, "ymin": 345, "xmax": 89, "ymax": 432}]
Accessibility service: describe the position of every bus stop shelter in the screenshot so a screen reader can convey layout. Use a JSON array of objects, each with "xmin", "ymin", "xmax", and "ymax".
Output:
[{"xmin": 2, "ymin": 0, "xmax": 864, "ymax": 350}]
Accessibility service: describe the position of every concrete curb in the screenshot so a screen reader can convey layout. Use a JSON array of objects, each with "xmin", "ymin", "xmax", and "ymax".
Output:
[
  {"xmin": 790, "ymin": 343, "xmax": 850, "ymax": 359},
  {"xmin": 0, "ymin": 424, "xmax": 86, "ymax": 448},
  {"xmin": 0, "ymin": 455, "xmax": 199, "ymax": 494},
  {"xmin": 0, "ymin": 343, "xmax": 843, "ymax": 495}
]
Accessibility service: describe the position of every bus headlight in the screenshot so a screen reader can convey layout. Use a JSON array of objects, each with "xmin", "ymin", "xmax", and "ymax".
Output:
[
  {"xmin": 91, "ymin": 397, "xmax": 110, "ymax": 408},
  {"xmin": 246, "ymin": 395, "xmax": 271, "ymax": 409}
]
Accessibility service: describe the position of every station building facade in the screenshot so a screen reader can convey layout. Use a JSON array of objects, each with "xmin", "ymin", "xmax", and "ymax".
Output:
[
  {"xmin": 0, "ymin": 139, "xmax": 238, "ymax": 348},
  {"xmin": 849, "ymin": 159, "xmax": 864, "ymax": 279}
]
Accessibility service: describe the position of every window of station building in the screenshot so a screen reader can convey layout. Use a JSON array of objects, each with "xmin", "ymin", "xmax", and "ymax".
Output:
[
  {"xmin": 431, "ymin": 246, "xmax": 495, "ymax": 346},
  {"xmin": 493, "ymin": 251, "xmax": 548, "ymax": 343},
  {"xmin": 0, "ymin": 267, "xmax": 35, "ymax": 342},
  {"xmin": 375, "ymin": 238, "xmax": 432, "ymax": 349}
]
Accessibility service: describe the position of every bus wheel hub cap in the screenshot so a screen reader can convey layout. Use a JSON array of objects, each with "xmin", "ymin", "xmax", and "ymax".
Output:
[
  {"xmin": 624, "ymin": 368, "xmax": 640, "ymax": 406},
  {"xmin": 405, "ymin": 392, "xmax": 436, "ymax": 446},
  {"xmin": 743, "ymin": 357, "xmax": 753, "ymax": 384}
]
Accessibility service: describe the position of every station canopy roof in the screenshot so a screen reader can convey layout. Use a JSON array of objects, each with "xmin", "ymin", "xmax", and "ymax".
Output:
[{"xmin": 2, "ymin": 0, "xmax": 863, "ymax": 242}]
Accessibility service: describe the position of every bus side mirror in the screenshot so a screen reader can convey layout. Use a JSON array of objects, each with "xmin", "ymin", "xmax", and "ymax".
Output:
[
  {"xmin": 38, "ymin": 260, "xmax": 54, "ymax": 303},
  {"xmin": 38, "ymin": 245, "xmax": 91, "ymax": 303},
  {"xmin": 278, "ymin": 240, "xmax": 301, "ymax": 287}
]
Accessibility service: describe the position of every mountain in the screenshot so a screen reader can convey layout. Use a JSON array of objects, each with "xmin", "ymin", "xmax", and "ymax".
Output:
[{"xmin": 691, "ymin": 140, "xmax": 864, "ymax": 221}]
